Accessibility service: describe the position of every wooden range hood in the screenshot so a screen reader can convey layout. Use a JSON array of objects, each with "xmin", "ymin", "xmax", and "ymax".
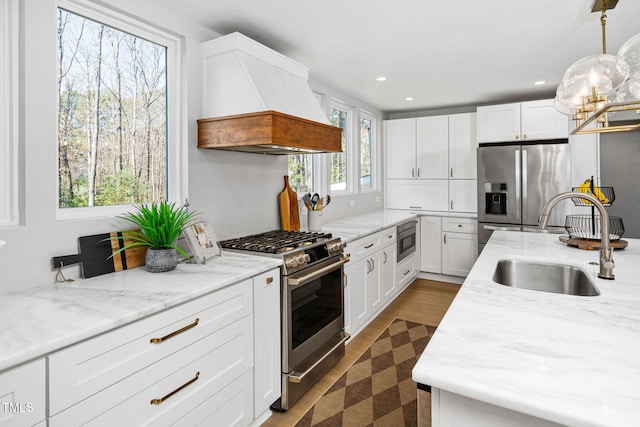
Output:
[{"xmin": 197, "ymin": 110, "xmax": 342, "ymax": 155}]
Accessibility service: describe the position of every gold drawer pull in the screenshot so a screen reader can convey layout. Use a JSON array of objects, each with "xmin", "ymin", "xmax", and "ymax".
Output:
[
  {"xmin": 266, "ymin": 276, "xmax": 274, "ymax": 284},
  {"xmin": 364, "ymin": 243, "xmax": 374, "ymax": 249},
  {"xmin": 150, "ymin": 372, "xmax": 200, "ymax": 405},
  {"xmin": 150, "ymin": 318, "xmax": 199, "ymax": 343}
]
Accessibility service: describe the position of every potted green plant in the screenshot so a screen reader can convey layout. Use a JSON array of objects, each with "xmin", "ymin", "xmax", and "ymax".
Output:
[{"xmin": 112, "ymin": 201, "xmax": 198, "ymax": 272}]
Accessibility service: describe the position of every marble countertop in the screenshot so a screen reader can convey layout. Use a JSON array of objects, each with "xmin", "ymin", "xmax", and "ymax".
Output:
[
  {"xmin": 0, "ymin": 252, "xmax": 281, "ymax": 373},
  {"xmin": 412, "ymin": 231, "xmax": 640, "ymax": 427},
  {"xmin": 322, "ymin": 210, "xmax": 418, "ymax": 242}
]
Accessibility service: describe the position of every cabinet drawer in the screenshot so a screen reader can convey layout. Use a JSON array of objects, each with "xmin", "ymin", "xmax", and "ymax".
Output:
[
  {"xmin": 49, "ymin": 315, "xmax": 254, "ymax": 426},
  {"xmin": 396, "ymin": 253, "xmax": 417, "ymax": 290},
  {"xmin": 442, "ymin": 217, "xmax": 477, "ymax": 234},
  {"xmin": 381, "ymin": 227, "xmax": 396, "ymax": 245},
  {"xmin": 347, "ymin": 232, "xmax": 383, "ymax": 261},
  {"xmin": 0, "ymin": 358, "xmax": 45, "ymax": 427},
  {"xmin": 48, "ymin": 279, "xmax": 253, "ymax": 415}
]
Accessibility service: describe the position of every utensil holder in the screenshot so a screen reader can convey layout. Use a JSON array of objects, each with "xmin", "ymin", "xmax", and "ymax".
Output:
[{"xmin": 308, "ymin": 210, "xmax": 323, "ymax": 232}]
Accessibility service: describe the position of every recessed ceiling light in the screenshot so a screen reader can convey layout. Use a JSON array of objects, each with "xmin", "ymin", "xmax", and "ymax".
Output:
[
  {"xmin": 534, "ymin": 80, "xmax": 547, "ymax": 86},
  {"xmin": 375, "ymin": 76, "xmax": 387, "ymax": 81},
  {"xmin": 405, "ymin": 97, "xmax": 415, "ymax": 101}
]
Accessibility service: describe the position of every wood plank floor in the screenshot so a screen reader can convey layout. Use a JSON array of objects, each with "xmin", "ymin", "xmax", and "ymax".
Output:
[{"xmin": 262, "ymin": 278, "xmax": 460, "ymax": 427}]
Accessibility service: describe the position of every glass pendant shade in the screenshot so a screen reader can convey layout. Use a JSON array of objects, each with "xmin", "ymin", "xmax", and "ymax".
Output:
[
  {"xmin": 616, "ymin": 77, "xmax": 640, "ymax": 101},
  {"xmin": 560, "ymin": 54, "xmax": 629, "ymax": 99},
  {"xmin": 617, "ymin": 32, "xmax": 640, "ymax": 78}
]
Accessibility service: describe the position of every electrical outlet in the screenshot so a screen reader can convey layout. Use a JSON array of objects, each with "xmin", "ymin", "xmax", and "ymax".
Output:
[
  {"xmin": 375, "ymin": 196, "xmax": 381, "ymax": 203},
  {"xmin": 349, "ymin": 200, "xmax": 355, "ymax": 208}
]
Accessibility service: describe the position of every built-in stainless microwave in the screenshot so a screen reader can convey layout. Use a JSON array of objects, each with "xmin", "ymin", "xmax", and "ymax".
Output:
[{"xmin": 397, "ymin": 220, "xmax": 417, "ymax": 263}]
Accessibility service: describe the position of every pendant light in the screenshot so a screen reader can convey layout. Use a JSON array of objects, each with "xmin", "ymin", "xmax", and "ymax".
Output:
[{"xmin": 555, "ymin": 0, "xmax": 640, "ymax": 135}]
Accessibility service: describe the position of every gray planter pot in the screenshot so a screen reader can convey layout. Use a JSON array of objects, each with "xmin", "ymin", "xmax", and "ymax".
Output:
[{"xmin": 145, "ymin": 248, "xmax": 178, "ymax": 273}]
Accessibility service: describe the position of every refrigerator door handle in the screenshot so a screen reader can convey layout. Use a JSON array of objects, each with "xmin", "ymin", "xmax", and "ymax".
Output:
[
  {"xmin": 515, "ymin": 149, "xmax": 521, "ymax": 221},
  {"xmin": 522, "ymin": 149, "xmax": 528, "ymax": 217}
]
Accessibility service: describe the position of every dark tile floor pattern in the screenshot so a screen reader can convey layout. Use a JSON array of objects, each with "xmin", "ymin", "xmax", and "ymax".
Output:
[{"xmin": 295, "ymin": 319, "xmax": 437, "ymax": 427}]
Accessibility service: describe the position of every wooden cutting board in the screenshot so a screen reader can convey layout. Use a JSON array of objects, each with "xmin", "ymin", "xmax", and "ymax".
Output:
[
  {"xmin": 278, "ymin": 176, "xmax": 300, "ymax": 231},
  {"xmin": 52, "ymin": 230, "xmax": 148, "ymax": 278},
  {"xmin": 559, "ymin": 235, "xmax": 628, "ymax": 251}
]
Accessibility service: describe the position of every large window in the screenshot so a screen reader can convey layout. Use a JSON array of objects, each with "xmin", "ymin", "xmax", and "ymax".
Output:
[
  {"xmin": 329, "ymin": 103, "xmax": 351, "ymax": 192},
  {"xmin": 56, "ymin": 2, "xmax": 181, "ymax": 216},
  {"xmin": 360, "ymin": 114, "xmax": 375, "ymax": 190},
  {"xmin": 288, "ymin": 154, "xmax": 313, "ymax": 194},
  {"xmin": 0, "ymin": 0, "xmax": 18, "ymax": 226}
]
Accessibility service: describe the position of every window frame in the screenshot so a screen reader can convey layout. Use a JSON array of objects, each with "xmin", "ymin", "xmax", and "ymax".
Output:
[
  {"xmin": 328, "ymin": 99, "xmax": 355, "ymax": 196},
  {"xmin": 0, "ymin": 0, "xmax": 19, "ymax": 227},
  {"xmin": 359, "ymin": 110, "xmax": 378, "ymax": 193},
  {"xmin": 55, "ymin": 0, "xmax": 186, "ymax": 221}
]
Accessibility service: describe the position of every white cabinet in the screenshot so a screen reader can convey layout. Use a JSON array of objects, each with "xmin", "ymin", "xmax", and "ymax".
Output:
[
  {"xmin": 449, "ymin": 113, "xmax": 477, "ymax": 179},
  {"xmin": 381, "ymin": 243, "xmax": 397, "ymax": 302},
  {"xmin": 417, "ymin": 116, "xmax": 449, "ymax": 179},
  {"xmin": 47, "ymin": 268, "xmax": 281, "ymax": 427},
  {"xmin": 344, "ymin": 227, "xmax": 411, "ymax": 339},
  {"xmin": 0, "ymin": 358, "xmax": 46, "ymax": 427},
  {"xmin": 420, "ymin": 216, "xmax": 442, "ymax": 274},
  {"xmin": 386, "ymin": 113, "xmax": 477, "ymax": 213},
  {"xmin": 477, "ymin": 99, "xmax": 568, "ymax": 143},
  {"xmin": 344, "ymin": 258, "xmax": 369, "ymax": 337},
  {"xmin": 449, "ymin": 180, "xmax": 477, "ymax": 213},
  {"xmin": 386, "ymin": 179, "xmax": 449, "ymax": 211},
  {"xmin": 442, "ymin": 218, "xmax": 478, "ymax": 277},
  {"xmin": 253, "ymin": 269, "xmax": 281, "ymax": 418},
  {"xmin": 420, "ymin": 216, "xmax": 478, "ymax": 278},
  {"xmin": 386, "ymin": 118, "xmax": 416, "ymax": 179}
]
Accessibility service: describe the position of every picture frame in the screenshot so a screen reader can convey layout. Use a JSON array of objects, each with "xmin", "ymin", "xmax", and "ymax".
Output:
[{"xmin": 179, "ymin": 221, "xmax": 221, "ymax": 264}]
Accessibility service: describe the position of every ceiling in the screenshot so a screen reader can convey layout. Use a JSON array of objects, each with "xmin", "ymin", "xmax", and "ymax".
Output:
[{"xmin": 149, "ymin": 0, "xmax": 640, "ymax": 113}]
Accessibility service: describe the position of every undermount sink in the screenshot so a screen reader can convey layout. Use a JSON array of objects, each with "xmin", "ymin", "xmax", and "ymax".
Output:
[{"xmin": 493, "ymin": 259, "xmax": 600, "ymax": 296}]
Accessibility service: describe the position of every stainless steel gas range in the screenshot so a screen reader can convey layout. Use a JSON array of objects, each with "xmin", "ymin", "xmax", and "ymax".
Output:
[{"xmin": 219, "ymin": 230, "xmax": 350, "ymax": 411}]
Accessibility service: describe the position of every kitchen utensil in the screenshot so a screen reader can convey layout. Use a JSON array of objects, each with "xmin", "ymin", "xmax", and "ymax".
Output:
[
  {"xmin": 52, "ymin": 230, "xmax": 148, "ymax": 278},
  {"xmin": 302, "ymin": 193, "xmax": 313, "ymax": 211},
  {"xmin": 316, "ymin": 197, "xmax": 324, "ymax": 211},
  {"xmin": 325, "ymin": 195, "xmax": 331, "ymax": 207},
  {"xmin": 311, "ymin": 193, "xmax": 320, "ymax": 211},
  {"xmin": 278, "ymin": 176, "xmax": 300, "ymax": 230}
]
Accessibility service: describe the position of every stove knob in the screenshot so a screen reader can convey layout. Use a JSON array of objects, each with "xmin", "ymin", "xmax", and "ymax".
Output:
[
  {"xmin": 295, "ymin": 254, "xmax": 309, "ymax": 266},
  {"xmin": 285, "ymin": 258, "xmax": 298, "ymax": 269},
  {"xmin": 302, "ymin": 254, "xmax": 311, "ymax": 263}
]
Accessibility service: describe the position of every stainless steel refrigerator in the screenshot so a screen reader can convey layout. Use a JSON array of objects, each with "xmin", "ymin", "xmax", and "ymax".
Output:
[{"xmin": 477, "ymin": 142, "xmax": 571, "ymax": 252}]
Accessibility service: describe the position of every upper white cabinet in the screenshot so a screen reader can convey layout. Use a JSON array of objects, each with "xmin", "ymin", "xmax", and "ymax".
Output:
[
  {"xmin": 477, "ymin": 99, "xmax": 568, "ymax": 143},
  {"xmin": 385, "ymin": 113, "xmax": 477, "ymax": 213},
  {"xmin": 385, "ymin": 116, "xmax": 448, "ymax": 179},
  {"xmin": 449, "ymin": 113, "xmax": 477, "ymax": 179}
]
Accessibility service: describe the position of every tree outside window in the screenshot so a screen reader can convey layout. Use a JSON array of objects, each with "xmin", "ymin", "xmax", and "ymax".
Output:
[
  {"xmin": 57, "ymin": 8, "xmax": 167, "ymax": 208},
  {"xmin": 288, "ymin": 154, "xmax": 313, "ymax": 194},
  {"xmin": 330, "ymin": 107, "xmax": 348, "ymax": 191},
  {"xmin": 360, "ymin": 117, "xmax": 373, "ymax": 190}
]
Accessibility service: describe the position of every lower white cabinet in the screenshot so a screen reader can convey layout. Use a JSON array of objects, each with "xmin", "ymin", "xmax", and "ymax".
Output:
[
  {"xmin": 421, "ymin": 216, "xmax": 478, "ymax": 277},
  {"xmin": 253, "ymin": 270, "xmax": 281, "ymax": 418},
  {"xmin": 0, "ymin": 358, "xmax": 46, "ymax": 427},
  {"xmin": 381, "ymin": 243, "xmax": 397, "ymax": 301},
  {"xmin": 344, "ymin": 226, "xmax": 417, "ymax": 339},
  {"xmin": 344, "ymin": 257, "xmax": 370, "ymax": 337},
  {"xmin": 46, "ymin": 268, "xmax": 280, "ymax": 427}
]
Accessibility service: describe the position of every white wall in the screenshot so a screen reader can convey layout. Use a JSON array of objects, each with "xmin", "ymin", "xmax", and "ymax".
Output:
[
  {"xmin": 0, "ymin": 0, "xmax": 386, "ymax": 291},
  {"xmin": 0, "ymin": 0, "xmax": 217, "ymax": 291}
]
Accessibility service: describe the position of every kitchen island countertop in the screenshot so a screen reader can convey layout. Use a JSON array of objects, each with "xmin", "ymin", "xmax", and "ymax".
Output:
[
  {"xmin": 0, "ymin": 252, "xmax": 281, "ymax": 373},
  {"xmin": 412, "ymin": 231, "xmax": 640, "ymax": 426}
]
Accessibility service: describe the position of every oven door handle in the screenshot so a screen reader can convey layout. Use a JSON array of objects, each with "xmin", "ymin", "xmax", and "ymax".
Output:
[
  {"xmin": 288, "ymin": 331, "xmax": 350, "ymax": 384},
  {"xmin": 287, "ymin": 257, "xmax": 350, "ymax": 286}
]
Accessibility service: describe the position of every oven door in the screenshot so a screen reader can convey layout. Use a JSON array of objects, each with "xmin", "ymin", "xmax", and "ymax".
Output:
[{"xmin": 283, "ymin": 255, "xmax": 348, "ymax": 372}]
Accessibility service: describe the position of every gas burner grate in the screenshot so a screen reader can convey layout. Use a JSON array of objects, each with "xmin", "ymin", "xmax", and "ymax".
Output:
[{"xmin": 219, "ymin": 230, "xmax": 333, "ymax": 254}]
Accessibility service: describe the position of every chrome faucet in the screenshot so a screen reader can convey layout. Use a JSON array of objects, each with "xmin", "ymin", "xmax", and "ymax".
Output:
[{"xmin": 539, "ymin": 192, "xmax": 615, "ymax": 280}]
